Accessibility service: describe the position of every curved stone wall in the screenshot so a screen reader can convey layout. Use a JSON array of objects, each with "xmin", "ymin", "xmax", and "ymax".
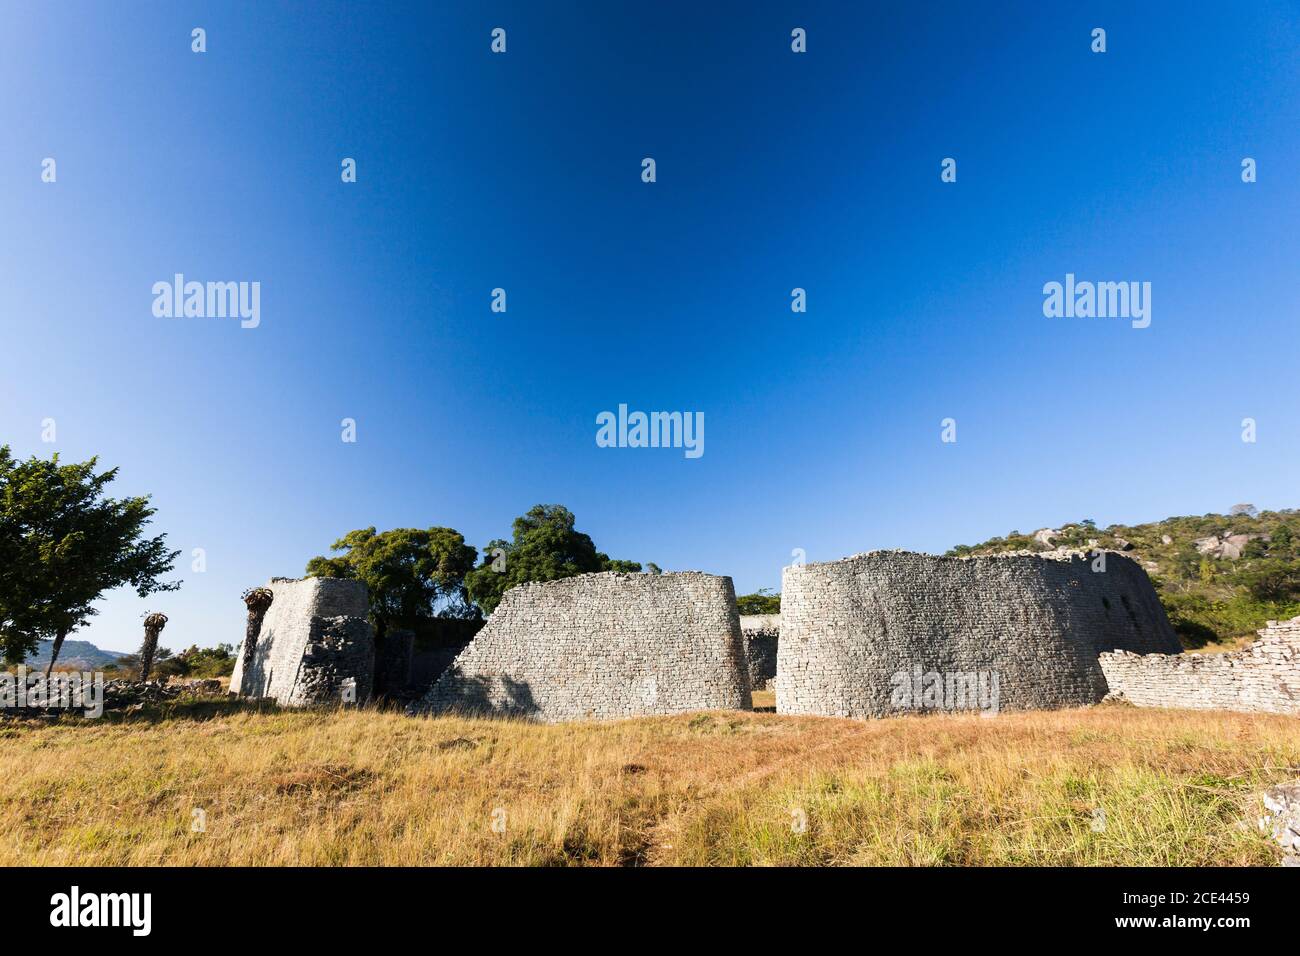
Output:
[
  {"xmin": 777, "ymin": 550, "xmax": 1179, "ymax": 718},
  {"xmin": 412, "ymin": 571, "xmax": 751, "ymax": 722}
]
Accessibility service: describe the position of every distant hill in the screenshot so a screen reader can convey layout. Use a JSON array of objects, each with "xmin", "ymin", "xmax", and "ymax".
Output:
[
  {"xmin": 23, "ymin": 638, "xmax": 125, "ymax": 671},
  {"xmin": 947, "ymin": 507, "xmax": 1300, "ymax": 647}
]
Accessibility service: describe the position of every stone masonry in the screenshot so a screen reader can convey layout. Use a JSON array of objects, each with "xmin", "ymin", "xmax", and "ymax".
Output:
[
  {"xmin": 1100, "ymin": 616, "xmax": 1300, "ymax": 714},
  {"xmin": 741, "ymin": 614, "xmax": 780, "ymax": 691},
  {"xmin": 777, "ymin": 550, "xmax": 1179, "ymax": 718},
  {"xmin": 229, "ymin": 577, "xmax": 374, "ymax": 706},
  {"xmin": 412, "ymin": 571, "xmax": 751, "ymax": 722}
]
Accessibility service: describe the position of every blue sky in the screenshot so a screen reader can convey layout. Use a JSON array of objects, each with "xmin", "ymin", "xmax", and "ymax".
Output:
[{"xmin": 2, "ymin": 2, "xmax": 1298, "ymax": 654}]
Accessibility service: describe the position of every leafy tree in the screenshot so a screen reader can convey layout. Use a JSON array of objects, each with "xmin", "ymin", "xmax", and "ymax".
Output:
[
  {"xmin": 1238, "ymin": 559, "xmax": 1300, "ymax": 603},
  {"xmin": 0, "ymin": 447, "xmax": 180, "ymax": 670},
  {"xmin": 465, "ymin": 505, "xmax": 648, "ymax": 615},
  {"xmin": 151, "ymin": 643, "xmax": 235, "ymax": 679},
  {"xmin": 1198, "ymin": 556, "xmax": 1216, "ymax": 585},
  {"xmin": 114, "ymin": 646, "xmax": 173, "ymax": 678},
  {"xmin": 306, "ymin": 527, "xmax": 478, "ymax": 641},
  {"xmin": 736, "ymin": 588, "xmax": 781, "ymax": 615}
]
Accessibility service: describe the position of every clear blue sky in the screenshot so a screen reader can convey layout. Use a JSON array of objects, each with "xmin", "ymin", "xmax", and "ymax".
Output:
[{"xmin": 2, "ymin": 2, "xmax": 1298, "ymax": 654}]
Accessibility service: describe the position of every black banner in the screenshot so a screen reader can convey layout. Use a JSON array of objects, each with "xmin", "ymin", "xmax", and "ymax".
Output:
[{"xmin": 1, "ymin": 866, "xmax": 1283, "ymax": 942}]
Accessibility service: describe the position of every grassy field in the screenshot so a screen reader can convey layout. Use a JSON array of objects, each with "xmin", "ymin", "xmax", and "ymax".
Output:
[{"xmin": 1, "ymin": 701, "xmax": 1295, "ymax": 866}]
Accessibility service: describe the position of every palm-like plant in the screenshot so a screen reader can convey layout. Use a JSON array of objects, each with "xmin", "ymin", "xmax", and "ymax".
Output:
[
  {"xmin": 139, "ymin": 611, "xmax": 168, "ymax": 681},
  {"xmin": 238, "ymin": 588, "xmax": 274, "ymax": 693}
]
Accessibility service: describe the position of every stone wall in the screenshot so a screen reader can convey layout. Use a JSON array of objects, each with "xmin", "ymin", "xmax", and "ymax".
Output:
[
  {"xmin": 1100, "ymin": 617, "xmax": 1300, "ymax": 714},
  {"xmin": 777, "ymin": 550, "xmax": 1179, "ymax": 718},
  {"xmin": 412, "ymin": 571, "xmax": 751, "ymax": 722},
  {"xmin": 229, "ymin": 577, "xmax": 374, "ymax": 706},
  {"xmin": 741, "ymin": 614, "xmax": 780, "ymax": 691}
]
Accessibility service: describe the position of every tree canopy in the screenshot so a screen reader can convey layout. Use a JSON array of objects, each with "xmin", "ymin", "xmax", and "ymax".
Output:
[
  {"xmin": 306, "ymin": 526, "xmax": 479, "ymax": 637},
  {"xmin": 736, "ymin": 588, "xmax": 781, "ymax": 615},
  {"xmin": 464, "ymin": 504, "xmax": 652, "ymax": 615},
  {"xmin": 0, "ymin": 446, "xmax": 180, "ymax": 667}
]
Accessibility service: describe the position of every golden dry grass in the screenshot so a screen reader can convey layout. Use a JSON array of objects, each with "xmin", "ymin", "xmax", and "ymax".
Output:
[{"xmin": 0, "ymin": 701, "xmax": 1295, "ymax": 866}]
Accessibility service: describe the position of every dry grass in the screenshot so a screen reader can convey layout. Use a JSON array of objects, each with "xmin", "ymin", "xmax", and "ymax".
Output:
[{"xmin": 0, "ymin": 701, "xmax": 1295, "ymax": 866}]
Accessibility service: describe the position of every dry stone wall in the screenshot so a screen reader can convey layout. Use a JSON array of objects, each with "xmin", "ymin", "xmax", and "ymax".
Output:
[
  {"xmin": 777, "ymin": 550, "xmax": 1178, "ymax": 718},
  {"xmin": 230, "ymin": 577, "xmax": 374, "ymax": 706},
  {"xmin": 741, "ymin": 614, "xmax": 780, "ymax": 691},
  {"xmin": 412, "ymin": 571, "xmax": 751, "ymax": 722},
  {"xmin": 1100, "ymin": 617, "xmax": 1300, "ymax": 714}
]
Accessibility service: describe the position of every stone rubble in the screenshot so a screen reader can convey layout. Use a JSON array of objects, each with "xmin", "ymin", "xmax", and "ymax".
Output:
[{"xmin": 1260, "ymin": 783, "xmax": 1300, "ymax": 867}]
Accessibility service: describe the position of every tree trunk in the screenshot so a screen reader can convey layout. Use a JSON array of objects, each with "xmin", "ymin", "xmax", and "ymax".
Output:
[
  {"xmin": 44, "ymin": 628, "xmax": 67, "ymax": 678},
  {"xmin": 138, "ymin": 614, "xmax": 168, "ymax": 683},
  {"xmin": 140, "ymin": 631, "xmax": 158, "ymax": 682}
]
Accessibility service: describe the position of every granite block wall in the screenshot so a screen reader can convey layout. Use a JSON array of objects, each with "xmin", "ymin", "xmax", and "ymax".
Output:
[
  {"xmin": 1100, "ymin": 617, "xmax": 1300, "ymax": 714},
  {"xmin": 411, "ymin": 571, "xmax": 751, "ymax": 722},
  {"xmin": 229, "ymin": 577, "xmax": 374, "ymax": 706},
  {"xmin": 777, "ymin": 550, "xmax": 1179, "ymax": 718},
  {"xmin": 741, "ymin": 614, "xmax": 780, "ymax": 691}
]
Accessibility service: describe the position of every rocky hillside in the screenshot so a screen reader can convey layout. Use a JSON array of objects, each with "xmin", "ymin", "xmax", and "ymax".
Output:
[{"xmin": 947, "ymin": 507, "xmax": 1300, "ymax": 648}]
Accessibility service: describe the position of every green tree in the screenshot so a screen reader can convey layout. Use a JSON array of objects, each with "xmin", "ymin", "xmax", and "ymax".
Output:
[
  {"xmin": 1272, "ymin": 524, "xmax": 1294, "ymax": 555},
  {"xmin": 1238, "ymin": 559, "xmax": 1300, "ymax": 603},
  {"xmin": 0, "ymin": 447, "xmax": 181, "ymax": 670},
  {"xmin": 465, "ymin": 504, "xmax": 648, "ymax": 615},
  {"xmin": 736, "ymin": 588, "xmax": 781, "ymax": 615},
  {"xmin": 1199, "ymin": 556, "xmax": 1216, "ymax": 585},
  {"xmin": 306, "ymin": 527, "xmax": 478, "ymax": 641},
  {"xmin": 154, "ymin": 643, "xmax": 236, "ymax": 679}
]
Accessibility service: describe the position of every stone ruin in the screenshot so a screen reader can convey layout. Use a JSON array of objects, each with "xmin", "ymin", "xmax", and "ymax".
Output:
[
  {"xmin": 777, "ymin": 550, "xmax": 1180, "ymax": 718},
  {"xmin": 411, "ymin": 571, "xmax": 751, "ymax": 722},
  {"xmin": 741, "ymin": 614, "xmax": 780, "ymax": 691},
  {"xmin": 229, "ymin": 577, "xmax": 374, "ymax": 706},
  {"xmin": 229, "ymin": 551, "xmax": 1300, "ymax": 724},
  {"xmin": 1100, "ymin": 616, "xmax": 1300, "ymax": 714}
]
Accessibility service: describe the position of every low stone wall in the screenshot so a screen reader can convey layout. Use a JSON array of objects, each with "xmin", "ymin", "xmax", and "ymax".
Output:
[
  {"xmin": 777, "ymin": 550, "xmax": 1179, "ymax": 719},
  {"xmin": 412, "ymin": 571, "xmax": 751, "ymax": 722},
  {"xmin": 741, "ymin": 614, "xmax": 780, "ymax": 691},
  {"xmin": 1100, "ymin": 617, "xmax": 1300, "ymax": 714},
  {"xmin": 229, "ymin": 577, "xmax": 374, "ymax": 706}
]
